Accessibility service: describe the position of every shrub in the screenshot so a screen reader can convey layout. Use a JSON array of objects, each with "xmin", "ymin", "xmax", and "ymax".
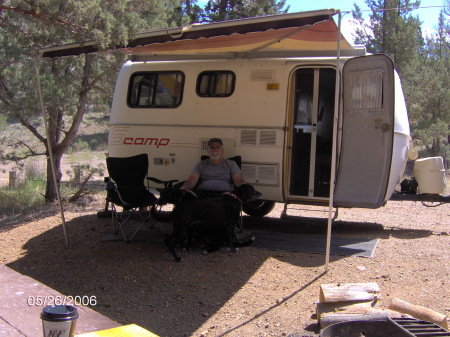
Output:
[{"xmin": 0, "ymin": 179, "xmax": 46, "ymax": 216}]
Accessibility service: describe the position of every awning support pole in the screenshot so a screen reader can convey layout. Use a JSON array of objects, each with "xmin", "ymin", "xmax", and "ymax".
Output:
[
  {"xmin": 34, "ymin": 56, "xmax": 69, "ymax": 247},
  {"xmin": 325, "ymin": 11, "xmax": 342, "ymax": 271}
]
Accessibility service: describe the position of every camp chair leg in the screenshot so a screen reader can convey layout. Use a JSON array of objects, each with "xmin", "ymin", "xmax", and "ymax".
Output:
[
  {"xmin": 115, "ymin": 210, "xmax": 155, "ymax": 242},
  {"xmin": 110, "ymin": 203, "xmax": 118, "ymax": 234},
  {"xmin": 126, "ymin": 221, "xmax": 147, "ymax": 242},
  {"xmin": 116, "ymin": 212, "xmax": 132, "ymax": 241}
]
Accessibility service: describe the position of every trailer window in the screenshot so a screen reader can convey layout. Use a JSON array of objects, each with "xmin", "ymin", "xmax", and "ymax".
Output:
[
  {"xmin": 196, "ymin": 71, "xmax": 235, "ymax": 97},
  {"xmin": 128, "ymin": 71, "xmax": 184, "ymax": 108},
  {"xmin": 346, "ymin": 69, "xmax": 383, "ymax": 113}
]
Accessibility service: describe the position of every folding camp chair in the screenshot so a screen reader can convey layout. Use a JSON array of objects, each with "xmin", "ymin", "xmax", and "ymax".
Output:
[
  {"xmin": 198, "ymin": 155, "xmax": 244, "ymax": 232},
  {"xmin": 148, "ymin": 156, "xmax": 243, "ymax": 231},
  {"xmin": 105, "ymin": 154, "xmax": 157, "ymax": 241}
]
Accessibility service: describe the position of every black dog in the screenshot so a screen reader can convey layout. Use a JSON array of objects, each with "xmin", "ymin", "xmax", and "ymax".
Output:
[
  {"xmin": 166, "ymin": 184, "xmax": 261, "ymax": 262},
  {"xmin": 188, "ymin": 219, "xmax": 255, "ymax": 257}
]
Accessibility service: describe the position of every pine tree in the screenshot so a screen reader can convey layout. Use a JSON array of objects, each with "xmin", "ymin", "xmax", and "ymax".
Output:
[
  {"xmin": 404, "ymin": 12, "xmax": 450, "ymax": 161},
  {"xmin": 351, "ymin": 0, "xmax": 449, "ymax": 162},
  {"xmin": 352, "ymin": 0, "xmax": 423, "ymax": 73},
  {"xmin": 203, "ymin": 0, "xmax": 288, "ymax": 22},
  {"xmin": 0, "ymin": 0, "xmax": 169, "ymax": 202}
]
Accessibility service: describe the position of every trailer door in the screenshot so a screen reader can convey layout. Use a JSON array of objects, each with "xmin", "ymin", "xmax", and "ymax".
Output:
[{"xmin": 334, "ymin": 54, "xmax": 395, "ymax": 208}]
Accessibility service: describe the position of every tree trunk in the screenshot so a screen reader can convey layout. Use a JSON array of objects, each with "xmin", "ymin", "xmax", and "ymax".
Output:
[
  {"xmin": 43, "ymin": 54, "xmax": 94, "ymax": 203},
  {"xmin": 45, "ymin": 152, "xmax": 63, "ymax": 202},
  {"xmin": 433, "ymin": 137, "xmax": 441, "ymax": 157}
]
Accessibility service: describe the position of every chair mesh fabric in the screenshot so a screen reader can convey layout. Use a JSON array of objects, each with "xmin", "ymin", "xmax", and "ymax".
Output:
[{"xmin": 106, "ymin": 154, "xmax": 156, "ymax": 210}]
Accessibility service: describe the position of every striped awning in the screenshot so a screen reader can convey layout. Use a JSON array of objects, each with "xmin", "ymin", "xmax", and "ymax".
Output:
[{"xmin": 40, "ymin": 9, "xmax": 362, "ymax": 60}]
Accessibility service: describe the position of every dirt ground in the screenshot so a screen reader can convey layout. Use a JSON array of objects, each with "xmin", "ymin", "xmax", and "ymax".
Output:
[{"xmin": 0, "ymin": 194, "xmax": 449, "ymax": 337}]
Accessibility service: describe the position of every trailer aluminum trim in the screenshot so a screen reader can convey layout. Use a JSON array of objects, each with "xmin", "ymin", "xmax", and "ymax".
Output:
[
  {"xmin": 109, "ymin": 123, "xmax": 285, "ymax": 130},
  {"xmin": 129, "ymin": 49, "xmax": 366, "ymax": 61},
  {"xmin": 39, "ymin": 9, "xmax": 360, "ymax": 59}
]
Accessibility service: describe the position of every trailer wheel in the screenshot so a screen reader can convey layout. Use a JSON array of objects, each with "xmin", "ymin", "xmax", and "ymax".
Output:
[
  {"xmin": 242, "ymin": 200, "xmax": 275, "ymax": 217},
  {"xmin": 150, "ymin": 203, "xmax": 175, "ymax": 222}
]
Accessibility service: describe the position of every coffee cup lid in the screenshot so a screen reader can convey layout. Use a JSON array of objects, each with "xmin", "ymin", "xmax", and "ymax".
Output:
[{"xmin": 41, "ymin": 305, "xmax": 79, "ymax": 321}]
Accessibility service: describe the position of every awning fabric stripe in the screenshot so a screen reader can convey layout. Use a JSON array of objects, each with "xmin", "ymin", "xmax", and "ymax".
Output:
[
  {"xmin": 125, "ymin": 21, "xmax": 353, "ymax": 57},
  {"xmin": 40, "ymin": 9, "xmax": 355, "ymax": 59}
]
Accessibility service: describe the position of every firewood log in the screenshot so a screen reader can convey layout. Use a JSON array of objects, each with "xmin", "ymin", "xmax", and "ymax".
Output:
[
  {"xmin": 388, "ymin": 298, "xmax": 448, "ymax": 329},
  {"xmin": 319, "ymin": 283, "xmax": 380, "ymax": 303}
]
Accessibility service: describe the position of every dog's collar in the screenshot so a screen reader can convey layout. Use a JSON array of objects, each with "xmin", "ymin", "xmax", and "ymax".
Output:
[{"xmin": 223, "ymin": 191, "xmax": 242, "ymax": 204}]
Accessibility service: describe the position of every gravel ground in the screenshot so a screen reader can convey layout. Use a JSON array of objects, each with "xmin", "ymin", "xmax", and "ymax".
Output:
[{"xmin": 0, "ymin": 194, "xmax": 449, "ymax": 337}]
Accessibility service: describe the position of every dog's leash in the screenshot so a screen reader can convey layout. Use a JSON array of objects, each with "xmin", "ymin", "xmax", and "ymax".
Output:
[
  {"xmin": 178, "ymin": 189, "xmax": 198, "ymax": 203},
  {"xmin": 184, "ymin": 189, "xmax": 198, "ymax": 198},
  {"xmin": 222, "ymin": 191, "xmax": 242, "ymax": 204}
]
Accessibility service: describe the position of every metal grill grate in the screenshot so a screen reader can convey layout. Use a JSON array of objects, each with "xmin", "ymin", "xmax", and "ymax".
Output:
[{"xmin": 389, "ymin": 317, "xmax": 450, "ymax": 337}]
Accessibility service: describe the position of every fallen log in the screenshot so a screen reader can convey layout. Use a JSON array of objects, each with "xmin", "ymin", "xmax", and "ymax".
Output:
[{"xmin": 388, "ymin": 298, "xmax": 449, "ymax": 330}]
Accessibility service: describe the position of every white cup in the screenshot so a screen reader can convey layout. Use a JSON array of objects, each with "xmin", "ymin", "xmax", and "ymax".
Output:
[{"xmin": 41, "ymin": 305, "xmax": 78, "ymax": 337}]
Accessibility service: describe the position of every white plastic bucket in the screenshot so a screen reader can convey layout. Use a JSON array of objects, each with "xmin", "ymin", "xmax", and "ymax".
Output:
[{"xmin": 413, "ymin": 156, "xmax": 447, "ymax": 194}]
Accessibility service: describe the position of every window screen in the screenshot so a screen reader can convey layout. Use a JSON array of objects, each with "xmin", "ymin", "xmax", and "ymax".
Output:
[
  {"xmin": 346, "ymin": 69, "xmax": 384, "ymax": 113},
  {"xmin": 196, "ymin": 71, "xmax": 235, "ymax": 97},
  {"xmin": 128, "ymin": 71, "xmax": 184, "ymax": 108}
]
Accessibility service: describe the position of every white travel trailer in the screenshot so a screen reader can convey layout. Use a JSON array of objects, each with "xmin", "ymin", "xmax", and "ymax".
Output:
[{"xmin": 41, "ymin": 9, "xmax": 411, "ymax": 216}]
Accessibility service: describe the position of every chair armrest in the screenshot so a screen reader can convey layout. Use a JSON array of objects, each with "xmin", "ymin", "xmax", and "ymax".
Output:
[{"xmin": 147, "ymin": 177, "xmax": 179, "ymax": 188}]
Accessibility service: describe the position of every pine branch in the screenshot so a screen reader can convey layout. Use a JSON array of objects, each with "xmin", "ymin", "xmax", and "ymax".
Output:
[
  {"xmin": 0, "ymin": 4, "xmax": 87, "ymax": 34},
  {"xmin": 4, "ymin": 147, "xmax": 47, "ymax": 161}
]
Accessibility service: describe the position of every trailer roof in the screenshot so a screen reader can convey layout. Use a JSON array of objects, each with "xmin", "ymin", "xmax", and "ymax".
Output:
[{"xmin": 40, "ymin": 9, "xmax": 363, "ymax": 60}]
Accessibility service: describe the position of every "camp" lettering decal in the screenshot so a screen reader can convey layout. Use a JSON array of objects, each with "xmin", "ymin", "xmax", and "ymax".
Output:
[{"xmin": 123, "ymin": 138, "xmax": 170, "ymax": 148}]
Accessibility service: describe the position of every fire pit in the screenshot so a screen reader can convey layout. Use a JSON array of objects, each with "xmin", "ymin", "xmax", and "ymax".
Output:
[{"xmin": 320, "ymin": 318, "xmax": 450, "ymax": 337}]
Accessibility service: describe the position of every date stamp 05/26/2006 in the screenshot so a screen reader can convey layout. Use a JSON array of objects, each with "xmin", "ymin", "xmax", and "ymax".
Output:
[{"xmin": 27, "ymin": 295, "xmax": 97, "ymax": 307}]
